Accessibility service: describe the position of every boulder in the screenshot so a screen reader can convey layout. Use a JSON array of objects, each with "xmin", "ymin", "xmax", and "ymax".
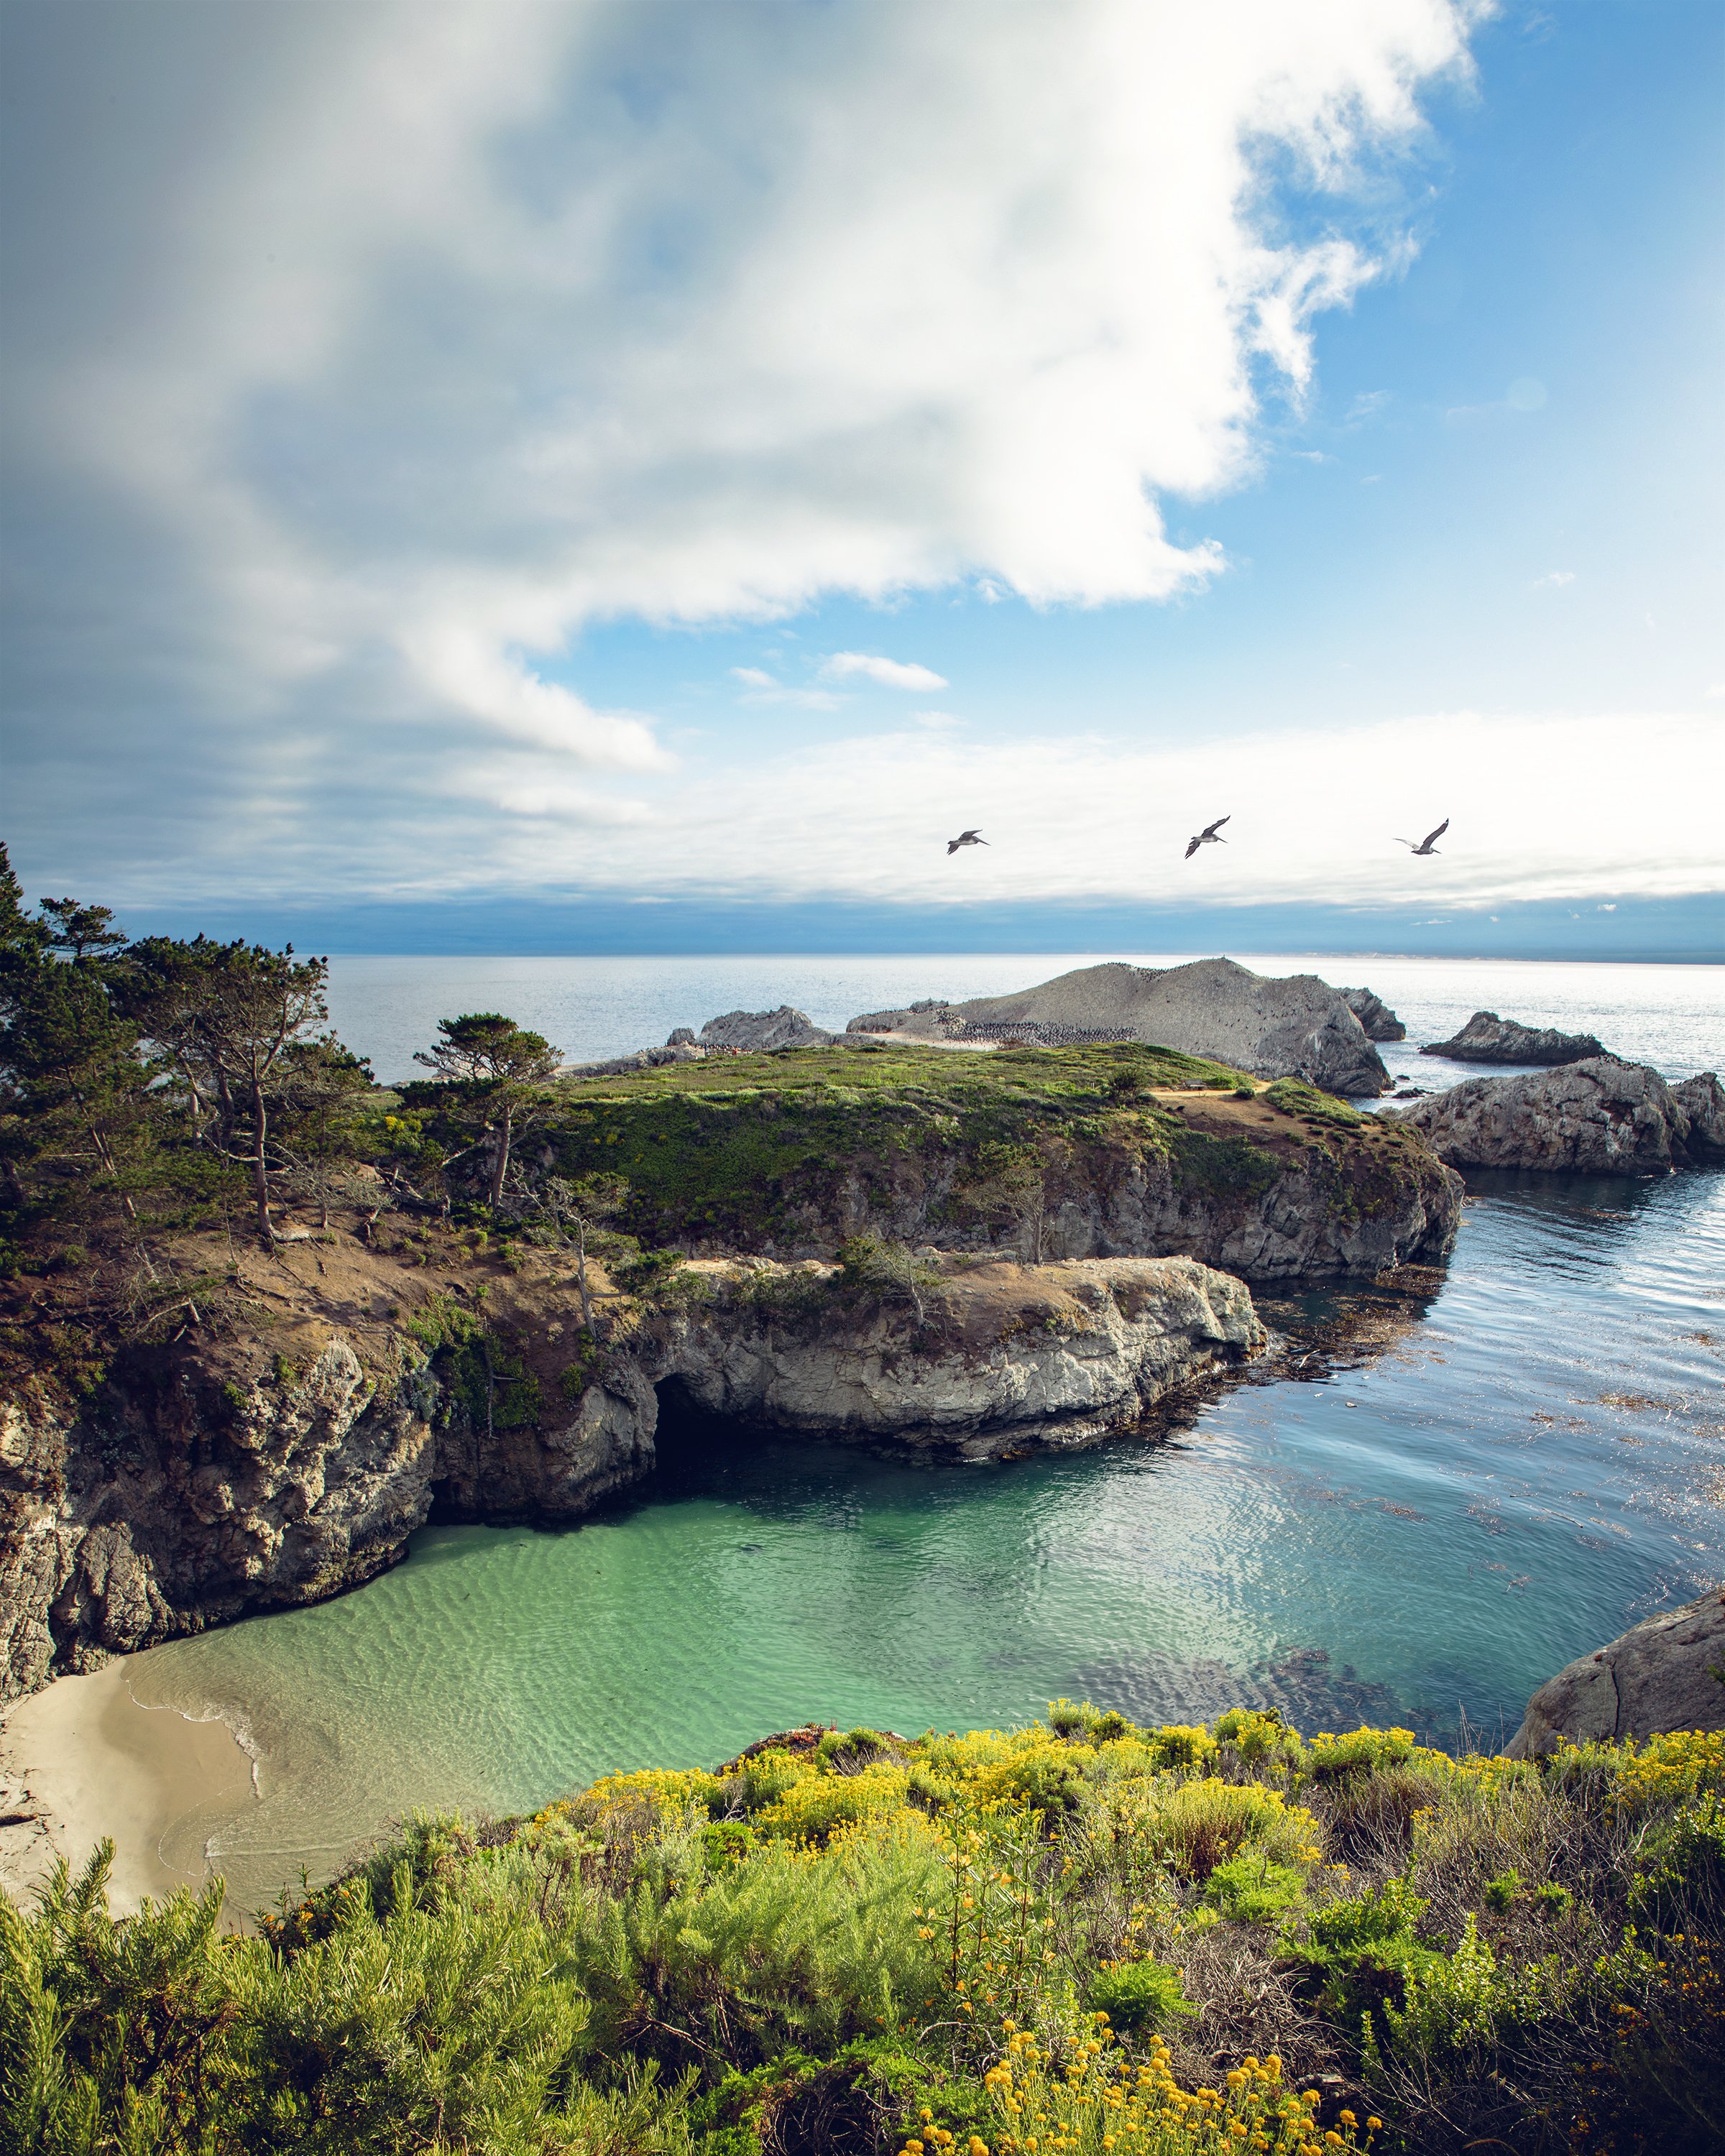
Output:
[
  {"xmin": 1420, "ymin": 1010, "xmax": 1606, "ymax": 1065},
  {"xmin": 1339, "ymin": 987, "xmax": 1406, "ymax": 1042},
  {"xmin": 699, "ymin": 1005, "xmax": 832, "ymax": 1051},
  {"xmin": 1386, "ymin": 1056, "xmax": 1715, "ymax": 1174},
  {"xmin": 1504, "ymin": 1589, "xmax": 1725, "ymax": 1758},
  {"xmin": 1673, "ymin": 1072, "xmax": 1725, "ymax": 1161},
  {"xmin": 850, "ymin": 959, "xmax": 1390, "ymax": 1096}
]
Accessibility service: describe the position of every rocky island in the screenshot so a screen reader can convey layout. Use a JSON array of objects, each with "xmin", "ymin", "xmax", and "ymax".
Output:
[{"xmin": 849, "ymin": 958, "xmax": 1394, "ymax": 1097}]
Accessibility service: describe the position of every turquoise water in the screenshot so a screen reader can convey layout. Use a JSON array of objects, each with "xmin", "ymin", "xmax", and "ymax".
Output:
[{"xmin": 134, "ymin": 1162, "xmax": 1725, "ymax": 1912}]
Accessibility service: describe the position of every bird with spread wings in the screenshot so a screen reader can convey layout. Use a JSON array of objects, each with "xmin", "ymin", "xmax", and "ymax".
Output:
[
  {"xmin": 1184, "ymin": 815, "xmax": 1229, "ymax": 860},
  {"xmin": 947, "ymin": 829, "xmax": 988, "ymax": 855},
  {"xmin": 1394, "ymin": 819, "xmax": 1449, "ymax": 856}
]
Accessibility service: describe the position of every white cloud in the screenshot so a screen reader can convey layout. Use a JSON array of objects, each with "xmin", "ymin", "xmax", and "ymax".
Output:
[
  {"xmin": 730, "ymin": 667, "xmax": 778, "ymax": 689},
  {"xmin": 5, "ymin": 0, "xmax": 1481, "ymax": 893},
  {"xmin": 821, "ymin": 653, "xmax": 949, "ymax": 691},
  {"xmin": 914, "ymin": 710, "xmax": 966, "ymax": 731},
  {"xmin": 1530, "ymin": 570, "xmax": 1575, "ymax": 589},
  {"xmin": 728, "ymin": 666, "xmax": 843, "ymax": 710},
  {"xmin": 540, "ymin": 709, "xmax": 1724, "ymax": 910}
]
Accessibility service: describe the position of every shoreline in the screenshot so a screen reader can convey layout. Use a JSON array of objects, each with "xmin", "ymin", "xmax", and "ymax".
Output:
[{"xmin": 0, "ymin": 1658, "xmax": 257, "ymax": 1919}]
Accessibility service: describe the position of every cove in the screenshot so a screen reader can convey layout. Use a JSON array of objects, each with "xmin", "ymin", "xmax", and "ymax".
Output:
[{"xmin": 126, "ymin": 1164, "xmax": 1724, "ymax": 1914}]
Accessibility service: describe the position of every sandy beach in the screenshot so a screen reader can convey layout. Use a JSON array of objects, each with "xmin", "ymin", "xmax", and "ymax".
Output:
[{"xmin": 0, "ymin": 1659, "xmax": 257, "ymax": 1920}]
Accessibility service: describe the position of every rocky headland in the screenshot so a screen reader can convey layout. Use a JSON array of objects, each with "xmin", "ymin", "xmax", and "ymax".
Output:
[
  {"xmin": 548, "ymin": 1041, "xmax": 1459, "ymax": 1279},
  {"xmin": 0, "ymin": 1232, "xmax": 1272, "ymax": 1703},
  {"xmin": 1386, "ymin": 1056, "xmax": 1725, "ymax": 1173},
  {"xmin": 847, "ymin": 958, "xmax": 1393, "ymax": 1097},
  {"xmin": 1420, "ymin": 1010, "xmax": 1608, "ymax": 1065}
]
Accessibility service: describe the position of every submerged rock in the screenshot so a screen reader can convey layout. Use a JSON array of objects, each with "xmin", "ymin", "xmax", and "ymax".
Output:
[
  {"xmin": 850, "ymin": 958, "xmax": 1390, "ymax": 1097},
  {"xmin": 1339, "ymin": 987, "xmax": 1406, "ymax": 1042},
  {"xmin": 699, "ymin": 1005, "xmax": 833, "ymax": 1051},
  {"xmin": 1420, "ymin": 1010, "xmax": 1607, "ymax": 1065},
  {"xmin": 1504, "ymin": 1589, "xmax": 1725, "ymax": 1758},
  {"xmin": 1386, "ymin": 1056, "xmax": 1724, "ymax": 1173}
]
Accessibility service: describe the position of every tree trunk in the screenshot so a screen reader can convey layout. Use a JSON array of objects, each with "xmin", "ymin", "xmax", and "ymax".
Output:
[
  {"xmin": 574, "ymin": 1219, "xmax": 592, "ymax": 1330},
  {"xmin": 488, "ymin": 1100, "xmax": 512, "ymax": 1210},
  {"xmin": 251, "ymin": 1073, "xmax": 272, "ymax": 1243}
]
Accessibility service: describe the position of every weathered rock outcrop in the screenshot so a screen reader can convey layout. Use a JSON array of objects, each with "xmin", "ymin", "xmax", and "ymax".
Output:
[
  {"xmin": 0, "ymin": 1248, "xmax": 1264, "ymax": 1703},
  {"xmin": 1339, "ymin": 988, "xmax": 1405, "ymax": 1042},
  {"xmin": 665, "ymin": 1256, "xmax": 1264, "ymax": 1460},
  {"xmin": 1673, "ymin": 1072, "xmax": 1725, "ymax": 1157},
  {"xmin": 1420, "ymin": 1011, "xmax": 1607, "ymax": 1065},
  {"xmin": 699, "ymin": 1006, "xmax": 833, "ymax": 1051},
  {"xmin": 1504, "ymin": 1589, "xmax": 1725, "ymax": 1758},
  {"xmin": 1387, "ymin": 1057, "xmax": 1725, "ymax": 1173},
  {"xmin": 850, "ymin": 960, "xmax": 1390, "ymax": 1096}
]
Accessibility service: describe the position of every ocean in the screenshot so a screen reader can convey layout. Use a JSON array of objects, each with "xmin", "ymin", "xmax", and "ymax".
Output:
[{"xmin": 114, "ymin": 953, "xmax": 1725, "ymax": 1910}]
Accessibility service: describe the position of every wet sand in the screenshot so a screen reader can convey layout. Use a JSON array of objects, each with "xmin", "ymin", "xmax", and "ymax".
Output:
[{"xmin": 0, "ymin": 1659, "xmax": 257, "ymax": 1919}]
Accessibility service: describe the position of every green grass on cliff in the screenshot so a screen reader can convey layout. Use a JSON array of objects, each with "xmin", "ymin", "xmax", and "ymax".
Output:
[
  {"xmin": 7, "ymin": 1714, "xmax": 1719, "ymax": 2156},
  {"xmin": 525, "ymin": 1044, "xmax": 1401, "ymax": 1254}
]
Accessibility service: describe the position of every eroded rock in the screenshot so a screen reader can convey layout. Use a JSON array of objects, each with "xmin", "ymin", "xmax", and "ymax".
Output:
[
  {"xmin": 1420, "ymin": 1011, "xmax": 1607, "ymax": 1065},
  {"xmin": 699, "ymin": 1006, "xmax": 833, "ymax": 1051},
  {"xmin": 1387, "ymin": 1056, "xmax": 1721, "ymax": 1173},
  {"xmin": 850, "ymin": 959, "xmax": 1390, "ymax": 1097},
  {"xmin": 1504, "ymin": 1589, "xmax": 1725, "ymax": 1757},
  {"xmin": 0, "ymin": 1248, "xmax": 1269, "ymax": 1701},
  {"xmin": 1339, "ymin": 987, "xmax": 1405, "ymax": 1042}
]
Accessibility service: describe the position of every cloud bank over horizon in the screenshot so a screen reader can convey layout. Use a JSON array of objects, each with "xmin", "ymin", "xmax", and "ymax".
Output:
[{"xmin": 4, "ymin": 0, "xmax": 1719, "ymax": 936}]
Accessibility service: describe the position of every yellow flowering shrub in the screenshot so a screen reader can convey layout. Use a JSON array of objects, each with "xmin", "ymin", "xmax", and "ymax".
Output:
[
  {"xmin": 574, "ymin": 1765, "xmax": 725, "ymax": 1818},
  {"xmin": 1127, "ymin": 1777, "xmax": 1320, "ymax": 1881},
  {"xmin": 914, "ymin": 2017, "xmax": 1379, "ymax": 2156},
  {"xmin": 754, "ymin": 1759, "xmax": 916, "ymax": 1841}
]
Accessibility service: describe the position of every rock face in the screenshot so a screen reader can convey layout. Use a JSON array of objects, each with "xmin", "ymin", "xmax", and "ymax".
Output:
[
  {"xmin": 1674, "ymin": 1072, "xmax": 1725, "ymax": 1157},
  {"xmin": 1504, "ymin": 1589, "xmax": 1725, "ymax": 1758},
  {"xmin": 666, "ymin": 1255, "xmax": 1264, "ymax": 1460},
  {"xmin": 1420, "ymin": 1011, "xmax": 1607, "ymax": 1065},
  {"xmin": 0, "ymin": 1251, "xmax": 1264, "ymax": 1703},
  {"xmin": 699, "ymin": 1007, "xmax": 833, "ymax": 1051},
  {"xmin": 850, "ymin": 959, "xmax": 1390, "ymax": 1097},
  {"xmin": 1339, "ymin": 988, "xmax": 1406, "ymax": 1042},
  {"xmin": 1388, "ymin": 1056, "xmax": 1725, "ymax": 1173}
]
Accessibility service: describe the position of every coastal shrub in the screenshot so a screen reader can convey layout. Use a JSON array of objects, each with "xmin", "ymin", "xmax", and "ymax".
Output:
[
  {"xmin": 1214, "ymin": 1708, "xmax": 1305, "ymax": 1778},
  {"xmin": 1303, "ymin": 1726, "xmax": 1420, "ymax": 1784},
  {"xmin": 1200, "ymin": 1851, "xmax": 1309, "ymax": 1926},
  {"xmin": 6, "ymin": 1710, "xmax": 1719, "ymax": 2156},
  {"xmin": 1263, "ymin": 1079, "xmax": 1364, "ymax": 1128},
  {"xmin": 1086, "ymin": 1955, "xmax": 1197, "ymax": 2030},
  {"xmin": 1133, "ymin": 1777, "xmax": 1315, "ymax": 1883}
]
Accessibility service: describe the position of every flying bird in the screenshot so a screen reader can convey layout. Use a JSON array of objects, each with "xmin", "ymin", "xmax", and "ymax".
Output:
[
  {"xmin": 947, "ymin": 829, "xmax": 988, "ymax": 854},
  {"xmin": 1394, "ymin": 819, "xmax": 1449, "ymax": 856},
  {"xmin": 1184, "ymin": 815, "xmax": 1230, "ymax": 860}
]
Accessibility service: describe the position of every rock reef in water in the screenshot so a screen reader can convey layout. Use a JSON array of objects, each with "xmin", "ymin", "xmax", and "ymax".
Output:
[
  {"xmin": 1420, "ymin": 1010, "xmax": 1607, "ymax": 1065},
  {"xmin": 849, "ymin": 959, "xmax": 1391, "ymax": 1097},
  {"xmin": 1504, "ymin": 1588, "xmax": 1725, "ymax": 1758},
  {"xmin": 0, "ymin": 1248, "xmax": 1261, "ymax": 1701},
  {"xmin": 1338, "ymin": 987, "xmax": 1405, "ymax": 1042},
  {"xmin": 1386, "ymin": 1056, "xmax": 1725, "ymax": 1173}
]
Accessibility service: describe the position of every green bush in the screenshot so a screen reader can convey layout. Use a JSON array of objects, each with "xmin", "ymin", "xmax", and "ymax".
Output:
[
  {"xmin": 1087, "ymin": 1955, "xmax": 1197, "ymax": 2032},
  {"xmin": 1201, "ymin": 1851, "xmax": 1308, "ymax": 1925}
]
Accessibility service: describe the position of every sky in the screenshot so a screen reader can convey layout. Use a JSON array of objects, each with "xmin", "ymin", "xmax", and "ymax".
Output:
[{"xmin": 2, "ymin": 0, "xmax": 1721, "ymax": 958}]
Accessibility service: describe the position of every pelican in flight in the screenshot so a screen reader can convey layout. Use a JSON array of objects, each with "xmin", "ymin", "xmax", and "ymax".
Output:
[
  {"xmin": 1184, "ymin": 815, "xmax": 1230, "ymax": 860},
  {"xmin": 947, "ymin": 829, "xmax": 988, "ymax": 854},
  {"xmin": 1394, "ymin": 818, "xmax": 1449, "ymax": 856}
]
